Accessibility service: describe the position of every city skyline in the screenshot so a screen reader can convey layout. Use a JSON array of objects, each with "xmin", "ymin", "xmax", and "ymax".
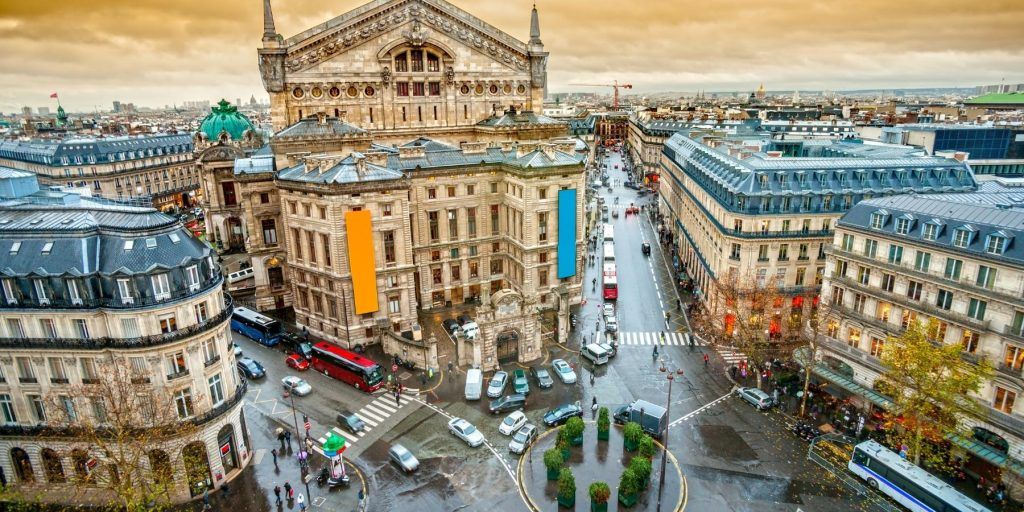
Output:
[{"xmin": 1, "ymin": 0, "xmax": 1022, "ymax": 112}]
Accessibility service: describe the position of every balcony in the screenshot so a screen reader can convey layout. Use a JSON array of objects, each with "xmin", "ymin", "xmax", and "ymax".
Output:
[
  {"xmin": 1, "ymin": 273, "xmax": 225, "ymax": 311},
  {"xmin": 204, "ymin": 355, "xmax": 222, "ymax": 368},
  {"xmin": 0, "ymin": 294, "xmax": 233, "ymax": 351},
  {"xmin": 166, "ymin": 370, "xmax": 190, "ymax": 381},
  {"xmin": 18, "ymin": 377, "xmax": 37, "ymax": 384},
  {"xmin": 832, "ymin": 275, "xmax": 991, "ymax": 331}
]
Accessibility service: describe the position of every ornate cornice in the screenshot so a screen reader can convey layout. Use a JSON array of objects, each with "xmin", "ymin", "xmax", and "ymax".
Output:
[{"xmin": 284, "ymin": 0, "xmax": 528, "ymax": 74}]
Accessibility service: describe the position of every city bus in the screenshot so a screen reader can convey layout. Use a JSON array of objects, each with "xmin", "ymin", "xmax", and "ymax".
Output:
[
  {"xmin": 848, "ymin": 440, "xmax": 990, "ymax": 512},
  {"xmin": 311, "ymin": 342, "xmax": 385, "ymax": 392},
  {"xmin": 602, "ymin": 264, "xmax": 618, "ymax": 300},
  {"xmin": 603, "ymin": 224, "xmax": 614, "ymax": 242},
  {"xmin": 603, "ymin": 242, "xmax": 615, "ymax": 262},
  {"xmin": 230, "ymin": 306, "xmax": 283, "ymax": 346}
]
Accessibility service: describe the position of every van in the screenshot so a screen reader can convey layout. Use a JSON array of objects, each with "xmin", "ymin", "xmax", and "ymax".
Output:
[
  {"xmin": 464, "ymin": 368, "xmax": 483, "ymax": 400},
  {"xmin": 581, "ymin": 343, "xmax": 610, "ymax": 365},
  {"xmin": 462, "ymin": 321, "xmax": 480, "ymax": 340},
  {"xmin": 227, "ymin": 267, "xmax": 255, "ymax": 283}
]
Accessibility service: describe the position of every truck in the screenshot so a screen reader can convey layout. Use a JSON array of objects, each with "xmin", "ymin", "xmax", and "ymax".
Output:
[{"xmin": 613, "ymin": 399, "xmax": 669, "ymax": 438}]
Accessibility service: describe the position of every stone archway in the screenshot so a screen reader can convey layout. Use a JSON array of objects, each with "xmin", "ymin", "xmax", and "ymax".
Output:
[
  {"xmin": 217, "ymin": 424, "xmax": 239, "ymax": 474},
  {"xmin": 496, "ymin": 328, "xmax": 520, "ymax": 364},
  {"xmin": 10, "ymin": 448, "xmax": 33, "ymax": 483},
  {"xmin": 182, "ymin": 442, "xmax": 212, "ymax": 497}
]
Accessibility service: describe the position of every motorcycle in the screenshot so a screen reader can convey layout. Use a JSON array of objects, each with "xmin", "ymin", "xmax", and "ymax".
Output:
[
  {"xmin": 394, "ymin": 356, "xmax": 416, "ymax": 371},
  {"xmin": 792, "ymin": 421, "xmax": 820, "ymax": 442},
  {"xmin": 316, "ymin": 465, "xmax": 351, "ymax": 490},
  {"xmin": 570, "ymin": 314, "xmax": 578, "ymax": 330}
]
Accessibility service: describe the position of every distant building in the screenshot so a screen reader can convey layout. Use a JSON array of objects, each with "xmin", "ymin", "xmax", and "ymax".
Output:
[
  {"xmin": 111, "ymin": 100, "xmax": 121, "ymax": 113},
  {"xmin": 975, "ymin": 83, "xmax": 1024, "ymax": 95},
  {"xmin": 20, "ymin": 107, "xmax": 31, "ymax": 117},
  {"xmin": 36, "ymin": 107, "xmax": 49, "ymax": 116},
  {"xmin": 857, "ymin": 124, "xmax": 1024, "ymax": 177},
  {"xmin": 965, "ymin": 92, "xmax": 1024, "ymax": 110}
]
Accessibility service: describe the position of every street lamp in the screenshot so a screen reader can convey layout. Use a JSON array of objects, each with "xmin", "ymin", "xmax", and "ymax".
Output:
[
  {"xmin": 656, "ymin": 362, "xmax": 683, "ymax": 512},
  {"xmin": 287, "ymin": 390, "xmax": 312, "ymax": 503}
]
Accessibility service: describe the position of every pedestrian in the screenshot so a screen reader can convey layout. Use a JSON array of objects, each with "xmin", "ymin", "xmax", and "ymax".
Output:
[
  {"xmin": 284, "ymin": 481, "xmax": 293, "ymax": 500},
  {"xmin": 271, "ymin": 447, "xmax": 278, "ymax": 468},
  {"xmin": 358, "ymin": 489, "xmax": 366, "ymax": 512},
  {"xmin": 273, "ymin": 484, "xmax": 282, "ymax": 506},
  {"xmin": 284, "ymin": 430, "xmax": 292, "ymax": 449},
  {"xmin": 447, "ymin": 361, "xmax": 454, "ymax": 374},
  {"xmin": 277, "ymin": 430, "xmax": 285, "ymax": 450},
  {"xmin": 203, "ymin": 487, "xmax": 210, "ymax": 508},
  {"xmin": 772, "ymin": 388, "xmax": 780, "ymax": 406},
  {"xmin": 395, "ymin": 391, "xmax": 401, "ymax": 407},
  {"xmin": 590, "ymin": 372, "xmax": 595, "ymax": 386},
  {"xmin": 220, "ymin": 482, "xmax": 229, "ymax": 498},
  {"xmin": 703, "ymin": 353, "xmax": 709, "ymax": 367},
  {"xmin": 297, "ymin": 493, "xmax": 306, "ymax": 511}
]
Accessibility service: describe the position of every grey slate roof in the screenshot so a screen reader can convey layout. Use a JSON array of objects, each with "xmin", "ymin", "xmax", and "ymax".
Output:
[
  {"xmin": 399, "ymin": 137, "xmax": 458, "ymax": 152},
  {"xmin": 0, "ymin": 134, "xmax": 193, "ymax": 166},
  {"xmin": 277, "ymin": 153, "xmax": 404, "ymax": 185},
  {"xmin": 477, "ymin": 110, "xmax": 564, "ymax": 127},
  {"xmin": 234, "ymin": 155, "xmax": 276, "ymax": 176},
  {"xmin": 274, "ymin": 116, "xmax": 367, "ymax": 139}
]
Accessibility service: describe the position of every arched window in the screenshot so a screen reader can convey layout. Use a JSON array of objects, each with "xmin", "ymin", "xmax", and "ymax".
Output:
[
  {"xmin": 10, "ymin": 448, "xmax": 33, "ymax": 483},
  {"xmin": 41, "ymin": 448, "xmax": 66, "ymax": 483},
  {"xmin": 182, "ymin": 442, "xmax": 211, "ymax": 497},
  {"xmin": 71, "ymin": 449, "xmax": 93, "ymax": 483},
  {"xmin": 148, "ymin": 449, "xmax": 172, "ymax": 488}
]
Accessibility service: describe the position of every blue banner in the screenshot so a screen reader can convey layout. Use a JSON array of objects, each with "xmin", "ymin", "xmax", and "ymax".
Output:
[{"xmin": 557, "ymin": 189, "xmax": 577, "ymax": 279}]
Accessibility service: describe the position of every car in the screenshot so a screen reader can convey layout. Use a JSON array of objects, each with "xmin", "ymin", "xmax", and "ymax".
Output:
[
  {"xmin": 512, "ymin": 369, "xmax": 530, "ymax": 395},
  {"xmin": 232, "ymin": 343, "xmax": 243, "ymax": 357},
  {"xmin": 489, "ymin": 394, "xmax": 527, "ymax": 415},
  {"xmin": 462, "ymin": 321, "xmax": 480, "ymax": 340},
  {"xmin": 508, "ymin": 424, "xmax": 538, "ymax": 454},
  {"xmin": 612, "ymin": 210, "xmax": 619, "ymax": 218},
  {"xmin": 612, "ymin": 404, "xmax": 630, "ymax": 424},
  {"xmin": 625, "ymin": 182, "xmax": 639, "ymax": 190},
  {"xmin": 531, "ymin": 367, "xmax": 554, "ymax": 389},
  {"xmin": 282, "ymin": 376, "xmax": 312, "ymax": 396},
  {"xmin": 286, "ymin": 353, "xmax": 310, "ymax": 371},
  {"xmin": 457, "ymin": 314, "xmax": 473, "ymax": 326},
  {"xmin": 543, "ymin": 403, "xmax": 584, "ymax": 426},
  {"xmin": 448, "ymin": 417, "xmax": 485, "ymax": 447},
  {"xmin": 236, "ymin": 357, "xmax": 265, "ymax": 379},
  {"xmin": 498, "ymin": 410, "xmax": 528, "ymax": 435},
  {"xmin": 641, "ymin": 242, "xmax": 651, "ymax": 256},
  {"xmin": 487, "ymin": 371, "xmax": 508, "ymax": 398},
  {"xmin": 442, "ymin": 319, "xmax": 462, "ymax": 336},
  {"xmin": 973, "ymin": 426, "xmax": 1009, "ymax": 453},
  {"xmin": 603, "ymin": 304, "xmax": 615, "ymax": 318},
  {"xmin": 281, "ymin": 332, "xmax": 313, "ymax": 359},
  {"xmin": 552, "ymin": 359, "xmax": 577, "ymax": 384},
  {"xmin": 599, "ymin": 341, "xmax": 618, "ymax": 358},
  {"xmin": 604, "ymin": 317, "xmax": 618, "ymax": 333},
  {"xmin": 336, "ymin": 411, "xmax": 366, "ymax": 434},
  {"xmin": 736, "ymin": 387, "xmax": 773, "ymax": 410},
  {"xmin": 388, "ymin": 444, "xmax": 419, "ymax": 473}
]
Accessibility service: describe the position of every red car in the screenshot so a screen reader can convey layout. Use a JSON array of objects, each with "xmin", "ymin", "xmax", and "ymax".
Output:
[{"xmin": 286, "ymin": 353, "xmax": 310, "ymax": 371}]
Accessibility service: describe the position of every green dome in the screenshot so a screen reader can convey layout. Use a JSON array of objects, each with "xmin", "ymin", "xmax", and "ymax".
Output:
[{"xmin": 199, "ymin": 99, "xmax": 256, "ymax": 141}]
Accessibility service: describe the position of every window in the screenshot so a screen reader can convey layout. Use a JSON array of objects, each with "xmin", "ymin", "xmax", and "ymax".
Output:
[
  {"xmin": 834, "ymin": 259, "xmax": 848, "ymax": 278},
  {"xmin": 952, "ymin": 228, "xmax": 971, "ymax": 248},
  {"xmin": 994, "ymin": 387, "xmax": 1016, "ymax": 414},
  {"xmin": 152, "ymin": 273, "xmax": 170, "ymax": 301},
  {"xmin": 120, "ymin": 317, "xmax": 140, "ymax": 338},
  {"xmin": 876, "ymin": 302, "xmax": 892, "ymax": 322},
  {"xmin": 962, "ymin": 330, "xmax": 980, "ymax": 353},
  {"xmin": 6, "ymin": 318, "xmax": 24, "ymax": 338},
  {"xmin": 756, "ymin": 268, "xmax": 767, "ymax": 287},
  {"xmin": 827, "ymin": 320, "xmax": 839, "ymax": 338},
  {"xmin": 0, "ymin": 394, "xmax": 16, "ymax": 424},
  {"xmin": 906, "ymin": 281, "xmax": 922, "ymax": 301},
  {"xmin": 1004, "ymin": 344, "xmax": 1024, "ymax": 371},
  {"xmin": 976, "ymin": 265, "xmax": 996, "ymax": 289},
  {"xmin": 261, "ymin": 219, "xmax": 277, "ymax": 245},
  {"xmin": 388, "ymin": 296, "xmax": 401, "ymax": 314},
  {"xmin": 59, "ymin": 396, "xmax": 76, "ymax": 422},
  {"xmin": 831, "ymin": 286, "xmax": 845, "ymax": 306},
  {"xmin": 798, "ymin": 244, "xmax": 808, "ymax": 260},
  {"xmin": 895, "ymin": 217, "xmax": 911, "ymax": 235},
  {"xmin": 986, "ymin": 235, "xmax": 1008, "ymax": 255},
  {"xmin": 158, "ymin": 315, "xmax": 177, "ymax": 334},
  {"xmin": 936, "ymin": 289, "xmax": 953, "ymax": 310},
  {"xmin": 307, "ymin": 232, "xmax": 317, "ymax": 264},
  {"xmin": 944, "ymin": 258, "xmax": 963, "ymax": 280},
  {"xmin": 467, "ymin": 185, "xmax": 475, "ymax": 195},
  {"xmin": 382, "ymin": 203, "xmax": 393, "ymax": 217},
  {"xmin": 185, "ymin": 265, "xmax": 200, "ymax": 292},
  {"xmin": 432, "ymin": 267, "xmax": 442, "ymax": 285},
  {"xmin": 34, "ymin": 279, "xmax": 49, "ymax": 305},
  {"xmin": 321, "ymin": 234, "xmax": 332, "ymax": 267},
  {"xmin": 428, "ymin": 211, "xmax": 439, "ymax": 241},
  {"xmin": 28, "ymin": 394, "xmax": 45, "ymax": 422},
  {"xmin": 1014, "ymin": 311, "xmax": 1024, "ymax": 337},
  {"xmin": 853, "ymin": 293, "xmax": 866, "ymax": 313},
  {"xmin": 777, "ymin": 244, "xmax": 789, "ymax": 260},
  {"xmin": 539, "ymin": 267, "xmax": 549, "ymax": 286},
  {"xmin": 968, "ymin": 298, "xmax": 987, "ymax": 321},
  {"xmin": 927, "ymin": 321, "xmax": 948, "ymax": 342},
  {"xmin": 467, "ymin": 208, "xmax": 477, "ymax": 238},
  {"xmin": 757, "ymin": 245, "xmax": 769, "ymax": 261},
  {"xmin": 795, "ymin": 267, "xmax": 806, "ymax": 285},
  {"xmin": 887, "ymin": 245, "xmax": 903, "ymax": 265},
  {"xmin": 538, "ymin": 213, "xmax": 548, "ymax": 242},
  {"xmin": 201, "ymin": 338, "xmax": 218, "ymax": 365},
  {"xmin": 39, "ymin": 319, "xmax": 57, "ymax": 338},
  {"xmin": 48, "ymin": 358, "xmax": 67, "ymax": 384},
  {"xmin": 848, "ymin": 327, "xmax": 862, "ymax": 348},
  {"xmin": 174, "ymin": 388, "xmax": 194, "ymax": 418},
  {"xmin": 841, "ymin": 234, "xmax": 854, "ymax": 251},
  {"xmin": 165, "ymin": 351, "xmax": 187, "ymax": 378},
  {"xmin": 208, "ymin": 374, "xmax": 224, "ymax": 406},
  {"xmin": 881, "ymin": 273, "xmax": 895, "ymax": 292},
  {"xmin": 857, "ymin": 266, "xmax": 871, "ymax": 285},
  {"xmin": 490, "ymin": 205, "xmax": 500, "ymax": 235},
  {"xmin": 73, "ymin": 319, "xmax": 89, "ymax": 339},
  {"xmin": 194, "ymin": 302, "xmax": 208, "ymax": 323},
  {"xmin": 870, "ymin": 212, "xmax": 885, "ymax": 229},
  {"xmin": 383, "ymin": 231, "xmax": 396, "ymax": 264},
  {"xmin": 913, "ymin": 252, "xmax": 930, "ymax": 272},
  {"xmin": 2, "ymin": 279, "xmax": 16, "ymax": 304},
  {"xmin": 450, "ymin": 262, "xmax": 461, "ymax": 281},
  {"xmin": 870, "ymin": 337, "xmax": 885, "ymax": 357},
  {"xmin": 80, "ymin": 358, "xmax": 98, "ymax": 383},
  {"xmin": 730, "ymin": 243, "xmax": 741, "ymax": 260},
  {"xmin": 447, "ymin": 210, "xmax": 458, "ymax": 240},
  {"xmin": 922, "ymin": 223, "xmax": 938, "ymax": 241}
]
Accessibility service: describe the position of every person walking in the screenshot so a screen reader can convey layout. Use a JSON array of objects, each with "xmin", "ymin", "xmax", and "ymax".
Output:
[
  {"xmin": 703, "ymin": 353, "xmax": 709, "ymax": 367},
  {"xmin": 203, "ymin": 488, "xmax": 211, "ymax": 510},
  {"xmin": 271, "ymin": 448, "xmax": 278, "ymax": 468},
  {"xmin": 304, "ymin": 437, "xmax": 314, "ymax": 455},
  {"xmin": 297, "ymin": 493, "xmax": 306, "ymax": 511},
  {"xmin": 220, "ymin": 482, "xmax": 229, "ymax": 498},
  {"xmin": 395, "ymin": 391, "xmax": 401, "ymax": 407},
  {"xmin": 284, "ymin": 481, "xmax": 293, "ymax": 500},
  {"xmin": 277, "ymin": 430, "xmax": 286, "ymax": 450},
  {"xmin": 273, "ymin": 484, "xmax": 282, "ymax": 506}
]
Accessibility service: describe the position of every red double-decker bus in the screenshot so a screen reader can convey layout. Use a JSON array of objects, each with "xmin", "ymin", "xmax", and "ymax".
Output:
[
  {"xmin": 603, "ymin": 264, "xmax": 618, "ymax": 300},
  {"xmin": 311, "ymin": 342, "xmax": 384, "ymax": 392}
]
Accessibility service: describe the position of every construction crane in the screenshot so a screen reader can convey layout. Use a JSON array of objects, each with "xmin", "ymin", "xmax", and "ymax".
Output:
[{"xmin": 568, "ymin": 80, "xmax": 633, "ymax": 110}]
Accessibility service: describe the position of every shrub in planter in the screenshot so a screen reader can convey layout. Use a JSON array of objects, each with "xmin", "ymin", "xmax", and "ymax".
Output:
[
  {"xmin": 597, "ymin": 407, "xmax": 611, "ymax": 441},
  {"xmin": 557, "ymin": 467, "xmax": 576, "ymax": 508},
  {"xmin": 617, "ymin": 468, "xmax": 641, "ymax": 507},
  {"xmin": 565, "ymin": 416, "xmax": 586, "ymax": 446},
  {"xmin": 623, "ymin": 422, "xmax": 643, "ymax": 452},
  {"xmin": 544, "ymin": 448, "xmax": 563, "ymax": 481},
  {"xmin": 638, "ymin": 434, "xmax": 656, "ymax": 459},
  {"xmin": 557, "ymin": 435, "xmax": 571, "ymax": 461},
  {"xmin": 629, "ymin": 455, "xmax": 652, "ymax": 488},
  {"xmin": 589, "ymin": 481, "xmax": 611, "ymax": 512}
]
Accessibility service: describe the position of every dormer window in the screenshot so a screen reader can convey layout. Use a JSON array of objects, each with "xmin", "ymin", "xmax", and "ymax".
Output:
[
  {"xmin": 894, "ymin": 216, "xmax": 913, "ymax": 235},
  {"xmin": 777, "ymin": 173, "xmax": 788, "ymax": 187},
  {"xmin": 922, "ymin": 223, "xmax": 939, "ymax": 241},
  {"xmin": 796, "ymin": 173, "xmax": 807, "ymax": 186},
  {"xmin": 758, "ymin": 174, "xmax": 768, "ymax": 188},
  {"xmin": 870, "ymin": 210, "xmax": 889, "ymax": 230},
  {"xmin": 952, "ymin": 226, "xmax": 974, "ymax": 248},
  {"xmin": 986, "ymin": 233, "xmax": 1009, "ymax": 255}
]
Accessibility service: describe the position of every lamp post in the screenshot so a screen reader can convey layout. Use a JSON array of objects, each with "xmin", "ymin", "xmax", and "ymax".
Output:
[
  {"xmin": 287, "ymin": 389, "xmax": 312, "ymax": 502},
  {"xmin": 656, "ymin": 362, "xmax": 683, "ymax": 512}
]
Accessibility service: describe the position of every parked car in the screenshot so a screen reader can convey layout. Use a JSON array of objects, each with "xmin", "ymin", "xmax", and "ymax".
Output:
[
  {"xmin": 603, "ymin": 304, "xmax": 615, "ymax": 318},
  {"xmin": 487, "ymin": 371, "xmax": 508, "ymax": 398},
  {"xmin": 512, "ymin": 369, "xmax": 530, "ymax": 395},
  {"xmin": 236, "ymin": 357, "xmax": 265, "ymax": 379},
  {"xmin": 599, "ymin": 341, "xmax": 618, "ymax": 358},
  {"xmin": 973, "ymin": 426, "xmax": 1009, "ymax": 453},
  {"xmin": 489, "ymin": 394, "xmax": 527, "ymax": 415},
  {"xmin": 389, "ymin": 444, "xmax": 419, "ymax": 473},
  {"xmin": 508, "ymin": 424, "xmax": 538, "ymax": 455},
  {"xmin": 448, "ymin": 417, "xmax": 485, "ymax": 447},
  {"xmin": 457, "ymin": 314, "xmax": 473, "ymax": 326},
  {"xmin": 232, "ymin": 343, "xmax": 243, "ymax": 357},
  {"xmin": 282, "ymin": 376, "xmax": 312, "ymax": 396},
  {"xmin": 736, "ymin": 387, "xmax": 773, "ymax": 410},
  {"xmin": 604, "ymin": 317, "xmax": 619, "ymax": 333},
  {"xmin": 498, "ymin": 411, "xmax": 528, "ymax": 435},
  {"xmin": 336, "ymin": 411, "xmax": 366, "ymax": 434},
  {"xmin": 551, "ymin": 359, "xmax": 577, "ymax": 384},
  {"xmin": 464, "ymin": 368, "xmax": 483, "ymax": 400},
  {"xmin": 543, "ymin": 403, "xmax": 584, "ymax": 426},
  {"xmin": 462, "ymin": 321, "xmax": 480, "ymax": 340},
  {"xmin": 442, "ymin": 319, "xmax": 462, "ymax": 336},
  {"xmin": 531, "ymin": 367, "xmax": 554, "ymax": 389},
  {"xmin": 286, "ymin": 353, "xmax": 310, "ymax": 371}
]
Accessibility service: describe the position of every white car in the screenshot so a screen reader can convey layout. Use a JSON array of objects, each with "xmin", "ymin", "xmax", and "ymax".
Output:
[
  {"xmin": 603, "ymin": 304, "xmax": 615, "ymax": 318},
  {"xmin": 604, "ymin": 316, "xmax": 618, "ymax": 333},
  {"xmin": 551, "ymin": 359, "xmax": 577, "ymax": 384},
  {"xmin": 498, "ymin": 411, "xmax": 528, "ymax": 436},
  {"xmin": 232, "ymin": 343, "xmax": 242, "ymax": 357},
  {"xmin": 282, "ymin": 376, "xmax": 312, "ymax": 396},
  {"xmin": 448, "ymin": 417, "xmax": 485, "ymax": 447},
  {"xmin": 462, "ymin": 321, "xmax": 480, "ymax": 340},
  {"xmin": 487, "ymin": 371, "xmax": 508, "ymax": 398}
]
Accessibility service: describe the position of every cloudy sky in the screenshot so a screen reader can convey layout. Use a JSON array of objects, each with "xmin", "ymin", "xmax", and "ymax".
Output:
[{"xmin": 1, "ymin": 0, "xmax": 1022, "ymax": 112}]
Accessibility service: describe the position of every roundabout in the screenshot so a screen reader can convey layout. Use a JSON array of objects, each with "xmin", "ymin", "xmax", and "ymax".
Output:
[{"xmin": 517, "ymin": 417, "xmax": 686, "ymax": 511}]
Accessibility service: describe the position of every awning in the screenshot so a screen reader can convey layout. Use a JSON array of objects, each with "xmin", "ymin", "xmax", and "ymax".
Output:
[{"xmin": 812, "ymin": 364, "xmax": 893, "ymax": 409}]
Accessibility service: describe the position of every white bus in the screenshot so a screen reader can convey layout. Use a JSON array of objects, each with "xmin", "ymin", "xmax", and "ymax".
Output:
[
  {"xmin": 603, "ymin": 242, "xmax": 615, "ymax": 262},
  {"xmin": 848, "ymin": 440, "xmax": 990, "ymax": 512},
  {"xmin": 603, "ymin": 224, "xmax": 614, "ymax": 242}
]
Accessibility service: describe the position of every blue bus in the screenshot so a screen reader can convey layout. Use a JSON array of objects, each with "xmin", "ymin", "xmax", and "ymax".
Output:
[{"xmin": 231, "ymin": 306, "xmax": 283, "ymax": 346}]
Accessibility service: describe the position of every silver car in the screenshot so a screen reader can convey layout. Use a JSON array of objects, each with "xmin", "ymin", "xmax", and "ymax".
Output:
[
  {"xmin": 389, "ymin": 444, "xmax": 419, "ymax": 473},
  {"xmin": 281, "ymin": 376, "xmax": 312, "ymax": 396},
  {"xmin": 508, "ymin": 424, "xmax": 538, "ymax": 455},
  {"xmin": 736, "ymin": 387, "xmax": 774, "ymax": 410},
  {"xmin": 448, "ymin": 417, "xmax": 485, "ymax": 447},
  {"xmin": 551, "ymin": 359, "xmax": 577, "ymax": 384},
  {"xmin": 487, "ymin": 371, "xmax": 508, "ymax": 398}
]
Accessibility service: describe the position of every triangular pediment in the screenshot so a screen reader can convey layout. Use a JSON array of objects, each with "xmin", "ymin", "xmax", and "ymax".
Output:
[{"xmin": 282, "ymin": 0, "xmax": 530, "ymax": 74}]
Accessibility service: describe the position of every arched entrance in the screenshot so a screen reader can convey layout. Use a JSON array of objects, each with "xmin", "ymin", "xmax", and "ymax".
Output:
[
  {"xmin": 41, "ymin": 448, "xmax": 66, "ymax": 483},
  {"xmin": 70, "ymin": 449, "xmax": 93, "ymax": 483},
  {"xmin": 10, "ymin": 448, "xmax": 33, "ymax": 482},
  {"xmin": 148, "ymin": 449, "xmax": 173, "ymax": 490},
  {"xmin": 182, "ymin": 442, "xmax": 212, "ymax": 497},
  {"xmin": 496, "ymin": 329, "xmax": 520, "ymax": 364},
  {"xmin": 217, "ymin": 424, "xmax": 238, "ymax": 474}
]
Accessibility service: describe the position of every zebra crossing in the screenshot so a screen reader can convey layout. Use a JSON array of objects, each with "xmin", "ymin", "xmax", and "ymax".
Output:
[
  {"xmin": 616, "ymin": 331, "xmax": 705, "ymax": 346},
  {"xmin": 313, "ymin": 392, "xmax": 415, "ymax": 454},
  {"xmin": 717, "ymin": 346, "xmax": 749, "ymax": 366}
]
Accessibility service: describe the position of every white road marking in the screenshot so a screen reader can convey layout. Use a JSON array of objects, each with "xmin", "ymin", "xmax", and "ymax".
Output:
[
  {"xmin": 669, "ymin": 392, "xmax": 733, "ymax": 428},
  {"xmin": 412, "ymin": 397, "xmax": 517, "ymax": 482}
]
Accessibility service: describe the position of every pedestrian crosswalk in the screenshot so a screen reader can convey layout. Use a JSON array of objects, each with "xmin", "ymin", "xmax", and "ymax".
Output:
[
  {"xmin": 313, "ymin": 392, "xmax": 415, "ymax": 454},
  {"xmin": 717, "ymin": 346, "xmax": 748, "ymax": 366},
  {"xmin": 615, "ymin": 331, "xmax": 705, "ymax": 346}
]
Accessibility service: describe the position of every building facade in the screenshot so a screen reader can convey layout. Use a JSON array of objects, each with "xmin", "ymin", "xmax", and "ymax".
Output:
[
  {"xmin": 0, "ymin": 169, "xmax": 246, "ymax": 504},
  {"xmin": 819, "ymin": 184, "xmax": 1024, "ymax": 490}
]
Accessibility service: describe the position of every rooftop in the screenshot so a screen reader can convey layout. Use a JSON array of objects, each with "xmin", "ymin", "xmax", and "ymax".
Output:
[
  {"xmin": 965, "ymin": 92, "xmax": 1024, "ymax": 105},
  {"xmin": 0, "ymin": 133, "xmax": 193, "ymax": 166},
  {"xmin": 274, "ymin": 114, "xmax": 367, "ymax": 139}
]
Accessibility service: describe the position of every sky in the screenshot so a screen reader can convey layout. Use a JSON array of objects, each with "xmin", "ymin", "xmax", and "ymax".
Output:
[{"xmin": 1, "ymin": 0, "xmax": 1023, "ymax": 112}]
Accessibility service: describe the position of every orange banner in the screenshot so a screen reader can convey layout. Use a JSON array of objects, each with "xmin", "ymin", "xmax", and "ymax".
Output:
[{"xmin": 345, "ymin": 210, "xmax": 379, "ymax": 314}]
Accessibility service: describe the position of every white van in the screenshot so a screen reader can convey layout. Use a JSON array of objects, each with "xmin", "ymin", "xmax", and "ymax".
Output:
[
  {"xmin": 227, "ymin": 267, "xmax": 255, "ymax": 283},
  {"xmin": 603, "ymin": 224, "xmax": 614, "ymax": 242},
  {"xmin": 462, "ymin": 321, "xmax": 480, "ymax": 340},
  {"xmin": 581, "ymin": 343, "xmax": 610, "ymax": 366},
  {"xmin": 464, "ymin": 368, "xmax": 483, "ymax": 400}
]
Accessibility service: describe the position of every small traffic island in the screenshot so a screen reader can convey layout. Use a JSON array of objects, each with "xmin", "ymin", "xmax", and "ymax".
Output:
[{"xmin": 518, "ymin": 413, "xmax": 685, "ymax": 512}]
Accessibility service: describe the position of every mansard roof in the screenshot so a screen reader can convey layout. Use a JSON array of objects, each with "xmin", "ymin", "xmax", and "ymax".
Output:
[{"xmin": 0, "ymin": 134, "xmax": 193, "ymax": 166}]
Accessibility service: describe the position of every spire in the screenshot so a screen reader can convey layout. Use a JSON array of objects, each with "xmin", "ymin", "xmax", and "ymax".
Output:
[
  {"xmin": 263, "ymin": 0, "xmax": 277, "ymax": 41},
  {"xmin": 529, "ymin": 3, "xmax": 542, "ymax": 45}
]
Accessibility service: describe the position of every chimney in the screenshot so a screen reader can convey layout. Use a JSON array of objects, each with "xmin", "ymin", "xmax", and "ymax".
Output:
[
  {"xmin": 516, "ymin": 142, "xmax": 539, "ymax": 158},
  {"xmin": 398, "ymin": 146, "xmax": 426, "ymax": 159},
  {"xmin": 352, "ymin": 153, "xmax": 366, "ymax": 178},
  {"xmin": 364, "ymin": 151, "xmax": 389, "ymax": 166},
  {"xmin": 461, "ymin": 141, "xmax": 488, "ymax": 155},
  {"xmin": 316, "ymin": 111, "xmax": 327, "ymax": 125}
]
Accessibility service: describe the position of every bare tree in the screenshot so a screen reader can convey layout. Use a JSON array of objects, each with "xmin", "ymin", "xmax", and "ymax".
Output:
[
  {"xmin": 41, "ymin": 355, "xmax": 204, "ymax": 511},
  {"xmin": 797, "ymin": 297, "xmax": 838, "ymax": 417}
]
